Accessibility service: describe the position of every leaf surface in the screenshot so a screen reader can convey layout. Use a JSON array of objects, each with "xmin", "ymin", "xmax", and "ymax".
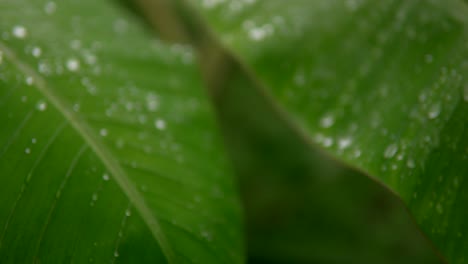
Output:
[
  {"xmin": 0, "ymin": 0, "xmax": 242, "ymax": 263},
  {"xmin": 186, "ymin": 0, "xmax": 468, "ymax": 262}
]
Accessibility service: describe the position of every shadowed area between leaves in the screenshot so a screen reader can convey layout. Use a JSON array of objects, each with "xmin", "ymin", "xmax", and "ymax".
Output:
[{"xmin": 127, "ymin": 0, "xmax": 446, "ymax": 263}]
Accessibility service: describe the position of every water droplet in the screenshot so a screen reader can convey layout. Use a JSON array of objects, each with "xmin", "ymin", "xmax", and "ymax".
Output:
[
  {"xmin": 248, "ymin": 24, "xmax": 274, "ymax": 41},
  {"xmin": 125, "ymin": 102, "xmax": 134, "ymax": 111},
  {"xmin": 92, "ymin": 193, "xmax": 98, "ymax": 201},
  {"xmin": 44, "ymin": 1, "xmax": 57, "ymax": 14},
  {"xmin": 154, "ymin": 118, "xmax": 166, "ymax": 130},
  {"xmin": 353, "ymin": 149, "xmax": 362, "ymax": 158},
  {"xmin": 25, "ymin": 76, "xmax": 34, "ymax": 85},
  {"xmin": 345, "ymin": 0, "xmax": 360, "ymax": 11},
  {"xmin": 424, "ymin": 54, "xmax": 433, "ymax": 64},
  {"xmin": 294, "ymin": 71, "xmax": 306, "ymax": 86},
  {"xmin": 31, "ymin": 138, "xmax": 37, "ymax": 144},
  {"xmin": 146, "ymin": 94, "xmax": 159, "ymax": 112},
  {"xmin": 320, "ymin": 114, "xmax": 335, "ymax": 128},
  {"xmin": 384, "ymin": 143, "xmax": 398, "ymax": 158},
  {"xmin": 36, "ymin": 101, "xmax": 47, "ymax": 111},
  {"xmin": 99, "ymin": 128, "xmax": 108, "ymax": 137},
  {"xmin": 396, "ymin": 153, "xmax": 404, "ymax": 161},
  {"xmin": 38, "ymin": 61, "xmax": 51, "ymax": 75},
  {"xmin": 73, "ymin": 103, "xmax": 80, "ymax": 112},
  {"xmin": 12, "ymin": 25, "xmax": 27, "ymax": 39},
  {"xmin": 70, "ymin": 39, "xmax": 81, "ymax": 50},
  {"xmin": 200, "ymin": 230, "xmax": 213, "ymax": 241},
  {"xmin": 338, "ymin": 137, "xmax": 352, "ymax": 150},
  {"xmin": 115, "ymin": 139, "xmax": 125, "ymax": 149},
  {"xmin": 138, "ymin": 115, "xmax": 147, "ymax": 124},
  {"xmin": 125, "ymin": 209, "xmax": 131, "ymax": 217},
  {"xmin": 428, "ymin": 103, "xmax": 441, "ymax": 119},
  {"xmin": 202, "ymin": 0, "xmax": 216, "ymax": 8},
  {"xmin": 102, "ymin": 173, "xmax": 110, "ymax": 181},
  {"xmin": 114, "ymin": 251, "xmax": 119, "ymax": 257},
  {"xmin": 25, "ymin": 148, "xmax": 31, "ymax": 154},
  {"xmin": 66, "ymin": 58, "xmax": 80, "ymax": 72},
  {"xmin": 113, "ymin": 18, "xmax": 129, "ymax": 34},
  {"xmin": 323, "ymin": 137, "xmax": 333, "ymax": 147},
  {"xmin": 31, "ymin": 46, "xmax": 42, "ymax": 58}
]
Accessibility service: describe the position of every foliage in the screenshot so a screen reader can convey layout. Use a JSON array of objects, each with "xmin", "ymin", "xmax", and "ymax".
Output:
[{"xmin": 0, "ymin": 0, "xmax": 467, "ymax": 263}]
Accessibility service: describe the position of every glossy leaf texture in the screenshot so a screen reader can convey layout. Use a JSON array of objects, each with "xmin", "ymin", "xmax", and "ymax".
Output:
[
  {"xmin": 187, "ymin": 0, "xmax": 468, "ymax": 263},
  {"xmin": 0, "ymin": 0, "xmax": 242, "ymax": 263}
]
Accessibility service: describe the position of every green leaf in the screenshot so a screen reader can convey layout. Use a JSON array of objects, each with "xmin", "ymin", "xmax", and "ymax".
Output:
[
  {"xmin": 127, "ymin": 1, "xmax": 447, "ymax": 262},
  {"xmin": 182, "ymin": 0, "xmax": 468, "ymax": 263},
  {"xmin": 194, "ymin": 43, "xmax": 444, "ymax": 263},
  {"xmin": 0, "ymin": 0, "xmax": 242, "ymax": 263}
]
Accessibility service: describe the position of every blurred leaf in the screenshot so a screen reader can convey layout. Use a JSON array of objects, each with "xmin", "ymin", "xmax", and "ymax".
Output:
[
  {"xmin": 195, "ymin": 43, "xmax": 443, "ymax": 263},
  {"xmin": 129, "ymin": 0, "xmax": 448, "ymax": 262},
  {"xmin": 0, "ymin": 0, "xmax": 242, "ymax": 263},
  {"xmin": 184, "ymin": 0, "xmax": 468, "ymax": 263}
]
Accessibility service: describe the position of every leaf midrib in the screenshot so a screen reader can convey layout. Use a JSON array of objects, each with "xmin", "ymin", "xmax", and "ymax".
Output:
[{"xmin": 0, "ymin": 41, "xmax": 175, "ymax": 263}]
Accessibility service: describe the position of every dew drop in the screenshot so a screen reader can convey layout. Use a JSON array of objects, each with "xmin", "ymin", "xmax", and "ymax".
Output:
[
  {"xmin": 125, "ymin": 102, "xmax": 134, "ymax": 111},
  {"xmin": 12, "ymin": 25, "xmax": 27, "ymax": 39},
  {"xmin": 73, "ymin": 103, "xmax": 80, "ymax": 112},
  {"xmin": 406, "ymin": 158, "xmax": 415, "ymax": 169},
  {"xmin": 338, "ymin": 137, "xmax": 352, "ymax": 150},
  {"xmin": 25, "ymin": 148, "xmax": 31, "ymax": 154},
  {"xmin": 70, "ymin": 39, "xmax": 81, "ymax": 50},
  {"xmin": 31, "ymin": 46, "xmax": 42, "ymax": 58},
  {"xmin": 293, "ymin": 71, "xmax": 306, "ymax": 86},
  {"xmin": 353, "ymin": 149, "xmax": 362, "ymax": 158},
  {"xmin": 66, "ymin": 58, "xmax": 80, "ymax": 72},
  {"xmin": 323, "ymin": 137, "xmax": 334, "ymax": 147},
  {"xmin": 113, "ymin": 18, "xmax": 129, "ymax": 34},
  {"xmin": 32, "ymin": 138, "xmax": 37, "ymax": 144},
  {"xmin": 25, "ymin": 76, "xmax": 34, "ymax": 85},
  {"xmin": 248, "ymin": 25, "xmax": 272, "ymax": 41},
  {"xmin": 424, "ymin": 54, "xmax": 433, "ymax": 64},
  {"xmin": 38, "ymin": 61, "xmax": 51, "ymax": 75},
  {"xmin": 320, "ymin": 114, "xmax": 335, "ymax": 128},
  {"xmin": 83, "ymin": 51, "xmax": 97, "ymax": 65},
  {"xmin": 115, "ymin": 139, "xmax": 125, "ymax": 149},
  {"xmin": 138, "ymin": 115, "xmax": 147, "ymax": 124},
  {"xmin": 44, "ymin": 1, "xmax": 57, "ymax": 14},
  {"xmin": 428, "ymin": 103, "xmax": 441, "ymax": 119},
  {"xmin": 200, "ymin": 230, "xmax": 213, "ymax": 241},
  {"xmin": 125, "ymin": 209, "xmax": 131, "ymax": 217},
  {"xmin": 384, "ymin": 143, "xmax": 398, "ymax": 158},
  {"xmin": 146, "ymin": 94, "xmax": 159, "ymax": 112},
  {"xmin": 154, "ymin": 118, "xmax": 166, "ymax": 130},
  {"xmin": 99, "ymin": 128, "xmax": 108, "ymax": 137},
  {"xmin": 36, "ymin": 101, "xmax": 47, "ymax": 111},
  {"xmin": 114, "ymin": 251, "xmax": 119, "ymax": 257},
  {"xmin": 102, "ymin": 173, "xmax": 110, "ymax": 181},
  {"xmin": 396, "ymin": 153, "xmax": 404, "ymax": 161}
]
